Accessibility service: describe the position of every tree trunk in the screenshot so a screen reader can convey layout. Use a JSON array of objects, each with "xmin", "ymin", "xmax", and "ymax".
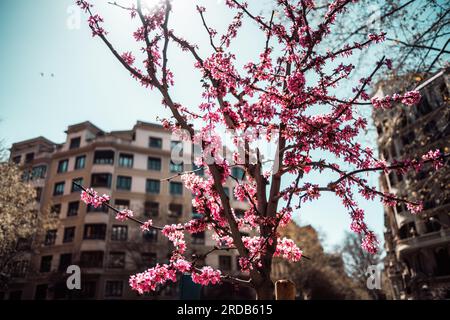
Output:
[{"xmin": 255, "ymin": 277, "xmax": 275, "ymax": 300}]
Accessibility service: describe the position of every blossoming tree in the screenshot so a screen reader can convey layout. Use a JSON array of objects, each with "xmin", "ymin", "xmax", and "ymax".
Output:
[{"xmin": 75, "ymin": 0, "xmax": 446, "ymax": 299}]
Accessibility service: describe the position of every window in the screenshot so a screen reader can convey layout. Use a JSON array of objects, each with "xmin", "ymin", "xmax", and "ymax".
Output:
[
  {"xmin": 105, "ymin": 281, "xmax": 123, "ymax": 298},
  {"xmin": 143, "ymin": 229, "xmax": 158, "ymax": 242},
  {"xmin": 32, "ymin": 165, "xmax": 46, "ymax": 179},
  {"xmin": 20, "ymin": 170, "xmax": 30, "ymax": 182},
  {"xmin": 16, "ymin": 238, "xmax": 31, "ymax": 251},
  {"xmin": 53, "ymin": 282, "xmax": 68, "ymax": 300},
  {"xmin": 53, "ymin": 182, "xmax": 65, "ymax": 196},
  {"xmin": 44, "ymin": 230, "xmax": 57, "ymax": 246},
  {"xmin": 80, "ymin": 281, "xmax": 96, "ymax": 299},
  {"xmin": 192, "ymin": 231, "xmax": 205, "ymax": 245},
  {"xmin": 169, "ymin": 203, "xmax": 183, "ymax": 217},
  {"xmin": 144, "ymin": 201, "xmax": 159, "ymax": 217},
  {"xmin": 219, "ymin": 255, "xmax": 232, "ymax": 271},
  {"xmin": 67, "ymin": 201, "xmax": 79, "ymax": 217},
  {"xmin": 11, "ymin": 260, "xmax": 29, "ymax": 277},
  {"xmin": 111, "ymin": 225, "xmax": 128, "ymax": 241},
  {"xmin": 57, "ymin": 159, "xmax": 69, "ymax": 173},
  {"xmin": 235, "ymin": 209, "xmax": 245, "ymax": 218},
  {"xmin": 170, "ymin": 182, "xmax": 183, "ymax": 195},
  {"xmin": 40, "ymin": 256, "xmax": 52, "ymax": 273},
  {"xmin": 72, "ymin": 178, "xmax": 83, "ymax": 192},
  {"xmin": 58, "ymin": 253, "xmax": 72, "ymax": 272},
  {"xmin": 232, "ymin": 167, "xmax": 245, "ymax": 180},
  {"xmin": 93, "ymin": 150, "xmax": 115, "ymax": 165},
  {"xmin": 115, "ymin": 199, "xmax": 130, "ymax": 211},
  {"xmin": 146, "ymin": 179, "xmax": 160, "ymax": 194},
  {"xmin": 75, "ymin": 155, "xmax": 86, "ymax": 170},
  {"xmin": 25, "ymin": 152, "xmax": 34, "ymax": 164},
  {"xmin": 80, "ymin": 251, "xmax": 104, "ymax": 268},
  {"xmin": 35, "ymin": 187, "xmax": 43, "ymax": 201},
  {"xmin": 149, "ymin": 137, "xmax": 162, "ymax": 149},
  {"xmin": 34, "ymin": 284, "xmax": 48, "ymax": 300},
  {"xmin": 50, "ymin": 203, "xmax": 61, "ymax": 216},
  {"xmin": 87, "ymin": 203, "xmax": 108, "ymax": 213},
  {"xmin": 108, "ymin": 252, "xmax": 125, "ymax": 269},
  {"xmin": 119, "ymin": 154, "xmax": 134, "ymax": 168},
  {"xmin": 141, "ymin": 253, "xmax": 157, "ymax": 267},
  {"xmin": 147, "ymin": 157, "xmax": 162, "ymax": 171},
  {"xmin": 69, "ymin": 137, "xmax": 81, "ymax": 149},
  {"xmin": 91, "ymin": 173, "xmax": 112, "ymax": 188},
  {"xmin": 170, "ymin": 160, "xmax": 183, "ymax": 173},
  {"xmin": 9, "ymin": 291, "xmax": 22, "ymax": 300},
  {"xmin": 63, "ymin": 227, "xmax": 75, "ymax": 243},
  {"xmin": 193, "ymin": 164, "xmax": 205, "ymax": 176},
  {"xmin": 83, "ymin": 224, "xmax": 106, "ymax": 240},
  {"xmin": 223, "ymin": 187, "xmax": 230, "ymax": 198},
  {"xmin": 116, "ymin": 176, "xmax": 132, "ymax": 191},
  {"xmin": 12, "ymin": 155, "xmax": 21, "ymax": 164}
]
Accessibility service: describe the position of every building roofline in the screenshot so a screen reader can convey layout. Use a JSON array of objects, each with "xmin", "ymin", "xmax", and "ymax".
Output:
[
  {"xmin": 10, "ymin": 136, "xmax": 57, "ymax": 150},
  {"xmin": 133, "ymin": 121, "xmax": 166, "ymax": 132},
  {"xmin": 65, "ymin": 121, "xmax": 104, "ymax": 134}
]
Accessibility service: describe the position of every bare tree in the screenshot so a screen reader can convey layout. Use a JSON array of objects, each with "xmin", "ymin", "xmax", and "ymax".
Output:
[
  {"xmin": 297, "ymin": 0, "xmax": 450, "ymax": 78},
  {"xmin": 340, "ymin": 231, "xmax": 384, "ymax": 299}
]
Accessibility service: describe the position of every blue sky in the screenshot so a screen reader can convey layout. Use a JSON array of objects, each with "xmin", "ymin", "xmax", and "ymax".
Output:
[{"xmin": 0, "ymin": 0, "xmax": 385, "ymax": 251}]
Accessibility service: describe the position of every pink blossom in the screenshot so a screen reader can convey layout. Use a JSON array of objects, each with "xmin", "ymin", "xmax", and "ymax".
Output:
[
  {"xmin": 191, "ymin": 266, "xmax": 221, "ymax": 285},
  {"xmin": 121, "ymin": 52, "xmax": 135, "ymax": 65},
  {"xmin": 238, "ymin": 257, "xmax": 252, "ymax": 272},
  {"xmin": 274, "ymin": 238, "xmax": 303, "ymax": 262},
  {"xmin": 80, "ymin": 188, "xmax": 110, "ymax": 208},
  {"xmin": 371, "ymin": 90, "xmax": 421, "ymax": 109},
  {"xmin": 287, "ymin": 71, "xmax": 305, "ymax": 94},
  {"xmin": 129, "ymin": 264, "xmax": 177, "ymax": 294},
  {"xmin": 406, "ymin": 202, "xmax": 423, "ymax": 214},
  {"xmin": 140, "ymin": 219, "xmax": 153, "ymax": 231},
  {"xmin": 361, "ymin": 232, "xmax": 378, "ymax": 254},
  {"xmin": 422, "ymin": 149, "xmax": 443, "ymax": 170},
  {"xmin": 116, "ymin": 209, "xmax": 133, "ymax": 222},
  {"xmin": 172, "ymin": 259, "xmax": 192, "ymax": 273}
]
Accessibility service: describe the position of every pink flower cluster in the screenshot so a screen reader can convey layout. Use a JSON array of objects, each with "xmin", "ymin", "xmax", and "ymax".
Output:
[
  {"xmin": 172, "ymin": 259, "xmax": 192, "ymax": 273},
  {"xmin": 191, "ymin": 266, "xmax": 222, "ymax": 286},
  {"xmin": 140, "ymin": 219, "xmax": 153, "ymax": 231},
  {"xmin": 87, "ymin": 14, "xmax": 105, "ymax": 37},
  {"xmin": 274, "ymin": 238, "xmax": 303, "ymax": 262},
  {"xmin": 115, "ymin": 209, "xmax": 133, "ymax": 222},
  {"xmin": 121, "ymin": 51, "xmax": 135, "ymax": 66},
  {"xmin": 371, "ymin": 90, "xmax": 421, "ymax": 109},
  {"xmin": 80, "ymin": 188, "xmax": 110, "ymax": 208},
  {"xmin": 422, "ymin": 149, "xmax": 443, "ymax": 170},
  {"xmin": 129, "ymin": 264, "xmax": 177, "ymax": 294},
  {"xmin": 406, "ymin": 202, "xmax": 423, "ymax": 215},
  {"xmin": 162, "ymin": 224, "xmax": 186, "ymax": 254},
  {"xmin": 287, "ymin": 71, "xmax": 306, "ymax": 95},
  {"xmin": 361, "ymin": 232, "xmax": 378, "ymax": 254},
  {"xmin": 238, "ymin": 257, "xmax": 252, "ymax": 272}
]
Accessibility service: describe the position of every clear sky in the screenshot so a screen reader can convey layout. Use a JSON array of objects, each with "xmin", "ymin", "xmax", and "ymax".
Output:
[{"xmin": 0, "ymin": 0, "xmax": 385, "ymax": 251}]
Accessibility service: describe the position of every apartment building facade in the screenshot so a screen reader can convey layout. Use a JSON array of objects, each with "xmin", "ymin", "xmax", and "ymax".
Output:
[
  {"xmin": 4, "ymin": 121, "xmax": 250, "ymax": 300},
  {"xmin": 373, "ymin": 68, "xmax": 450, "ymax": 299}
]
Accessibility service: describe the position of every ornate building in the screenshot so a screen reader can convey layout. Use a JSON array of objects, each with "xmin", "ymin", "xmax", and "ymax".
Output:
[
  {"xmin": 373, "ymin": 68, "xmax": 450, "ymax": 299},
  {"xmin": 3, "ymin": 121, "xmax": 249, "ymax": 300}
]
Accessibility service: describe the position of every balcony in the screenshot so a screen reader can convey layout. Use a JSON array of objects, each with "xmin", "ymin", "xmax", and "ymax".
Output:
[{"xmin": 396, "ymin": 228, "xmax": 450, "ymax": 258}]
